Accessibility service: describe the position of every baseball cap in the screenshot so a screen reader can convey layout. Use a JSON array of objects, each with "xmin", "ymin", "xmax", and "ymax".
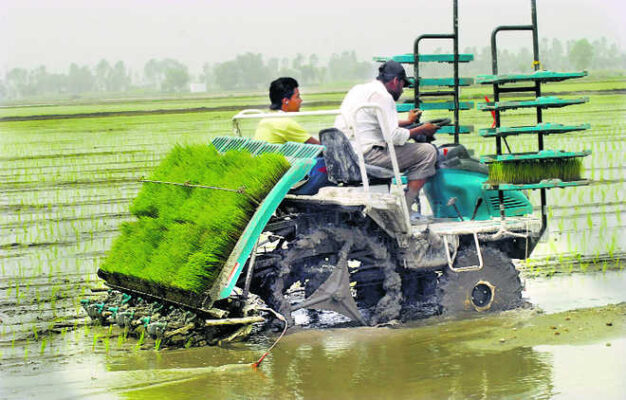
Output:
[{"xmin": 377, "ymin": 60, "xmax": 409, "ymax": 87}]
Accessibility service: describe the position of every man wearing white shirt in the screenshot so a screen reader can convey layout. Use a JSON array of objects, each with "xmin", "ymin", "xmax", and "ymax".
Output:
[{"xmin": 335, "ymin": 61, "xmax": 439, "ymax": 216}]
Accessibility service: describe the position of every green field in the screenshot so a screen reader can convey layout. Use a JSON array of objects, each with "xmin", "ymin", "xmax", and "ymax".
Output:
[{"xmin": 0, "ymin": 78, "xmax": 624, "ymax": 350}]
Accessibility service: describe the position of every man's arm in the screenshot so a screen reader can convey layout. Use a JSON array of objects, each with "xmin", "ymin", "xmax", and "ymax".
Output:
[
  {"xmin": 369, "ymin": 91, "xmax": 411, "ymax": 145},
  {"xmin": 399, "ymin": 109, "xmax": 422, "ymax": 127},
  {"xmin": 394, "ymin": 106, "xmax": 438, "ymax": 142},
  {"xmin": 408, "ymin": 123, "xmax": 439, "ymax": 142},
  {"xmin": 305, "ymin": 137, "xmax": 321, "ymax": 145}
]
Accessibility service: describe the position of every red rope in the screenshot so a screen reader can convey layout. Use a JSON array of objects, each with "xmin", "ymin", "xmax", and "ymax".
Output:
[
  {"xmin": 485, "ymin": 96, "xmax": 496, "ymax": 128},
  {"xmin": 251, "ymin": 307, "xmax": 288, "ymax": 368},
  {"xmin": 252, "ymin": 352, "xmax": 269, "ymax": 368}
]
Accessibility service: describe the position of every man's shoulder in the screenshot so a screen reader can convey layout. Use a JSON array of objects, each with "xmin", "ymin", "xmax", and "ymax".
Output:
[
  {"xmin": 347, "ymin": 79, "xmax": 380, "ymax": 92},
  {"xmin": 344, "ymin": 80, "xmax": 386, "ymax": 102}
]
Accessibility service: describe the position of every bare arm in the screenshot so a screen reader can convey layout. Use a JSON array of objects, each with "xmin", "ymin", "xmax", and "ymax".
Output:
[
  {"xmin": 408, "ymin": 123, "xmax": 439, "ymax": 141},
  {"xmin": 399, "ymin": 109, "xmax": 422, "ymax": 127},
  {"xmin": 305, "ymin": 136, "xmax": 321, "ymax": 145}
]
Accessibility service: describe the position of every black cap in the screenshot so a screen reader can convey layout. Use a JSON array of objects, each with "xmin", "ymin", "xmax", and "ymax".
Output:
[{"xmin": 377, "ymin": 60, "xmax": 409, "ymax": 87}]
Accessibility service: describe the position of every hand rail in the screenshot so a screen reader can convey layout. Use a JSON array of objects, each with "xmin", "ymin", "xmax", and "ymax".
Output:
[
  {"xmin": 347, "ymin": 103, "xmax": 411, "ymax": 232},
  {"xmin": 231, "ymin": 109, "xmax": 341, "ymax": 136}
]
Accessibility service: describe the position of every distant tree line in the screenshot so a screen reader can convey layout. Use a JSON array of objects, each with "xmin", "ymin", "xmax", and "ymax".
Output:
[
  {"xmin": 1, "ymin": 38, "xmax": 624, "ymax": 100},
  {"xmin": 456, "ymin": 37, "xmax": 625, "ymax": 76},
  {"xmin": 2, "ymin": 60, "xmax": 133, "ymax": 99},
  {"xmin": 201, "ymin": 50, "xmax": 372, "ymax": 91}
]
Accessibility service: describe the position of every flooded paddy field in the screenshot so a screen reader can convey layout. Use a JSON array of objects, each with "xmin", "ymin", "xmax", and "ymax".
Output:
[{"xmin": 1, "ymin": 80, "xmax": 625, "ymax": 399}]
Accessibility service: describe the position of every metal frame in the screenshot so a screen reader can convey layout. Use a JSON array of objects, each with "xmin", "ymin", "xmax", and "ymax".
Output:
[
  {"xmin": 443, "ymin": 233, "xmax": 484, "ymax": 272},
  {"xmin": 346, "ymin": 103, "xmax": 412, "ymax": 232},
  {"xmin": 230, "ymin": 106, "xmax": 412, "ymax": 232},
  {"xmin": 232, "ymin": 109, "xmax": 341, "ymax": 137},
  {"xmin": 413, "ymin": 0, "xmax": 461, "ymax": 144},
  {"xmin": 488, "ymin": 0, "xmax": 547, "ymax": 237}
]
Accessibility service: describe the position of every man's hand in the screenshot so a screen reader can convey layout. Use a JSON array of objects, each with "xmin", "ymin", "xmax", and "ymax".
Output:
[
  {"xmin": 407, "ymin": 109, "xmax": 422, "ymax": 124},
  {"xmin": 409, "ymin": 122, "xmax": 439, "ymax": 142},
  {"xmin": 417, "ymin": 122, "xmax": 438, "ymax": 137},
  {"xmin": 399, "ymin": 109, "xmax": 423, "ymax": 127}
]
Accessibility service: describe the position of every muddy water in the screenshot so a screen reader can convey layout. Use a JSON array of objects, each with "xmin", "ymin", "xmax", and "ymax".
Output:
[
  {"xmin": 2, "ymin": 271, "xmax": 625, "ymax": 400},
  {"xmin": 525, "ymin": 268, "xmax": 626, "ymax": 313}
]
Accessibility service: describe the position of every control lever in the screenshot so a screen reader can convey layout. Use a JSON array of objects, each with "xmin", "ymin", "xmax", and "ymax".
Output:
[
  {"xmin": 471, "ymin": 198, "xmax": 483, "ymax": 221},
  {"xmin": 447, "ymin": 197, "xmax": 464, "ymax": 221}
]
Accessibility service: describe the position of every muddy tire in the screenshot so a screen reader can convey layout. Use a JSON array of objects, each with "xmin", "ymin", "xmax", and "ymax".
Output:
[
  {"xmin": 439, "ymin": 245, "xmax": 522, "ymax": 313},
  {"xmin": 251, "ymin": 221, "xmax": 403, "ymax": 326}
]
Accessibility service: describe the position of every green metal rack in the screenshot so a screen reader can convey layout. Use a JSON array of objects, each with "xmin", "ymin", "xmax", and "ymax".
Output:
[
  {"xmin": 373, "ymin": 53, "xmax": 474, "ymax": 64},
  {"xmin": 478, "ymin": 96, "xmax": 588, "ymax": 111},
  {"xmin": 481, "ymin": 149, "xmax": 592, "ymax": 164},
  {"xmin": 479, "ymin": 123, "xmax": 591, "ymax": 138},
  {"xmin": 482, "ymin": 180, "xmax": 591, "ymax": 191},
  {"xmin": 476, "ymin": 71, "xmax": 587, "ymax": 84},
  {"xmin": 409, "ymin": 77, "xmax": 475, "ymax": 87},
  {"xmin": 373, "ymin": 0, "xmax": 473, "ymax": 142},
  {"xmin": 397, "ymin": 101, "xmax": 474, "ymax": 112},
  {"xmin": 477, "ymin": 0, "xmax": 592, "ymax": 235}
]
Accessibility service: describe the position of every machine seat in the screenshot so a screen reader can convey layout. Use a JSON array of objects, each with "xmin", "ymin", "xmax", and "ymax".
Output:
[{"xmin": 320, "ymin": 128, "xmax": 394, "ymax": 185}]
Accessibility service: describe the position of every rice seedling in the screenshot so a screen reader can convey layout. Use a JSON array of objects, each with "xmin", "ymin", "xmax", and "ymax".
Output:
[
  {"xmin": 488, "ymin": 157, "xmax": 584, "ymax": 184},
  {"xmin": 99, "ymin": 144, "xmax": 290, "ymax": 294},
  {"xmin": 136, "ymin": 330, "xmax": 145, "ymax": 349}
]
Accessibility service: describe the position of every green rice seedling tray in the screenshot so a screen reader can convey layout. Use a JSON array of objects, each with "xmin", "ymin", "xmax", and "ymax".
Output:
[
  {"xmin": 406, "ymin": 77, "xmax": 474, "ymax": 87},
  {"xmin": 483, "ymin": 150, "xmax": 590, "ymax": 185},
  {"xmin": 476, "ymin": 71, "xmax": 587, "ymax": 84},
  {"xmin": 480, "ymin": 149, "xmax": 591, "ymax": 164},
  {"xmin": 212, "ymin": 136, "xmax": 323, "ymax": 163},
  {"xmin": 373, "ymin": 54, "xmax": 474, "ymax": 63},
  {"xmin": 210, "ymin": 158, "xmax": 316, "ymax": 300},
  {"xmin": 99, "ymin": 138, "xmax": 321, "ymax": 310},
  {"xmin": 482, "ymin": 180, "xmax": 591, "ymax": 191},
  {"xmin": 477, "ymin": 96, "xmax": 588, "ymax": 111},
  {"xmin": 479, "ymin": 123, "xmax": 590, "ymax": 137},
  {"xmin": 397, "ymin": 101, "xmax": 474, "ymax": 112},
  {"xmin": 208, "ymin": 137, "xmax": 322, "ymax": 301}
]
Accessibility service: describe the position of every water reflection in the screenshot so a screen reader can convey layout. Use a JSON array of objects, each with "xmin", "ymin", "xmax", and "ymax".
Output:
[{"xmin": 118, "ymin": 321, "xmax": 556, "ymax": 399}]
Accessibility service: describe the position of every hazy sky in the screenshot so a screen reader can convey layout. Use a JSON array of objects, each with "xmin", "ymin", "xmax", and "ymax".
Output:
[{"xmin": 2, "ymin": 0, "xmax": 625, "ymax": 75}]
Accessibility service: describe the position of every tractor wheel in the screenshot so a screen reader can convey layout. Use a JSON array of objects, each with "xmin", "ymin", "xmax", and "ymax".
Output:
[
  {"xmin": 439, "ymin": 245, "xmax": 523, "ymax": 313},
  {"xmin": 251, "ymin": 222, "xmax": 402, "ymax": 326}
]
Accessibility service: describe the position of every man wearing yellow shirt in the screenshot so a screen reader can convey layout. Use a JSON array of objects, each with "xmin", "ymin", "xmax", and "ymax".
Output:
[
  {"xmin": 254, "ymin": 77, "xmax": 321, "ymax": 145},
  {"xmin": 254, "ymin": 77, "xmax": 327, "ymax": 195}
]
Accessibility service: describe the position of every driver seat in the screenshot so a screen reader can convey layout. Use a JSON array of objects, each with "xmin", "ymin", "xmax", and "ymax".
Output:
[{"xmin": 319, "ymin": 128, "xmax": 395, "ymax": 185}]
